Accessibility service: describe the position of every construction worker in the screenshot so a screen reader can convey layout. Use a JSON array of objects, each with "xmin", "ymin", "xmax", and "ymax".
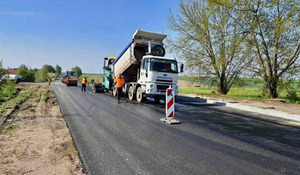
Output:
[
  {"xmin": 91, "ymin": 79, "xmax": 95, "ymax": 91},
  {"xmin": 48, "ymin": 77, "xmax": 51, "ymax": 86},
  {"xmin": 81, "ymin": 77, "xmax": 87, "ymax": 91},
  {"xmin": 114, "ymin": 74, "xmax": 126, "ymax": 103}
]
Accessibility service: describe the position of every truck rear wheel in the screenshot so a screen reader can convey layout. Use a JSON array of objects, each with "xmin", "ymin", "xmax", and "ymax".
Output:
[
  {"xmin": 128, "ymin": 86, "xmax": 135, "ymax": 101},
  {"xmin": 136, "ymin": 87, "xmax": 144, "ymax": 103}
]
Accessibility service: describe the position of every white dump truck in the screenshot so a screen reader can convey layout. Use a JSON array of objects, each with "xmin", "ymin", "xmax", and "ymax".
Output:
[{"xmin": 111, "ymin": 29, "xmax": 183, "ymax": 103}]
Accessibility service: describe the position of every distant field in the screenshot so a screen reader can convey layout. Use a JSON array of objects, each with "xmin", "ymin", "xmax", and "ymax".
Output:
[{"xmin": 79, "ymin": 73, "xmax": 104, "ymax": 84}]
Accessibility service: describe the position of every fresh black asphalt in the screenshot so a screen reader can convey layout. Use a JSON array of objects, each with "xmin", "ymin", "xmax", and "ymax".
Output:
[{"xmin": 52, "ymin": 82, "xmax": 300, "ymax": 175}]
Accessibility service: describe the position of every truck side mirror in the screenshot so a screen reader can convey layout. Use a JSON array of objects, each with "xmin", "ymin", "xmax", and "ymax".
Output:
[
  {"xmin": 142, "ymin": 66, "xmax": 148, "ymax": 77},
  {"xmin": 180, "ymin": 64, "xmax": 184, "ymax": 73}
]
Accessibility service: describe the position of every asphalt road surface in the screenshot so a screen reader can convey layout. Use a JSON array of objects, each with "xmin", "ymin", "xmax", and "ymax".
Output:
[{"xmin": 52, "ymin": 81, "xmax": 300, "ymax": 175}]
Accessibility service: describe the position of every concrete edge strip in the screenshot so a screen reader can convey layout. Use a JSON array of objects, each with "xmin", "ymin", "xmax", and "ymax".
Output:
[{"xmin": 205, "ymin": 99, "xmax": 300, "ymax": 123}]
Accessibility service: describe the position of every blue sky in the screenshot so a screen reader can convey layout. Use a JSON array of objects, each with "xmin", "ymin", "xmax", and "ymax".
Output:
[{"xmin": 0, "ymin": 0, "xmax": 179, "ymax": 73}]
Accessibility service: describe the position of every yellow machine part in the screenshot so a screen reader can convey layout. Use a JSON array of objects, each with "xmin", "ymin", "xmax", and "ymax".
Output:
[{"xmin": 105, "ymin": 57, "xmax": 116, "ymax": 61}]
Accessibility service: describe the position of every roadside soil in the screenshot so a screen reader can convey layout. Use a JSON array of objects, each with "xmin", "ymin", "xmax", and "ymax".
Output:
[
  {"xmin": 178, "ymin": 80, "xmax": 300, "ymax": 115},
  {"xmin": 0, "ymin": 85, "xmax": 84, "ymax": 175}
]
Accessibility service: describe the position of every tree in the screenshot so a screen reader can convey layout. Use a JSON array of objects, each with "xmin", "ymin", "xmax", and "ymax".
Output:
[
  {"xmin": 55, "ymin": 65, "xmax": 62, "ymax": 77},
  {"xmin": 42, "ymin": 64, "xmax": 55, "ymax": 73},
  {"xmin": 0, "ymin": 60, "xmax": 6, "ymax": 82},
  {"xmin": 17, "ymin": 64, "xmax": 35, "ymax": 82},
  {"xmin": 0, "ymin": 61, "xmax": 16, "ymax": 102},
  {"xmin": 19, "ymin": 64, "xmax": 27, "ymax": 70},
  {"xmin": 213, "ymin": 0, "xmax": 300, "ymax": 98},
  {"xmin": 35, "ymin": 68, "xmax": 48, "ymax": 82},
  {"xmin": 168, "ymin": 0, "xmax": 252, "ymax": 94},
  {"xmin": 72, "ymin": 66, "xmax": 82, "ymax": 78}
]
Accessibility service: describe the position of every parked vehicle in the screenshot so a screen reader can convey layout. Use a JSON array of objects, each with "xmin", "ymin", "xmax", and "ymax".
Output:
[
  {"xmin": 105, "ymin": 30, "xmax": 183, "ymax": 103},
  {"xmin": 1, "ymin": 74, "xmax": 22, "ymax": 84},
  {"xmin": 62, "ymin": 71, "xmax": 78, "ymax": 86}
]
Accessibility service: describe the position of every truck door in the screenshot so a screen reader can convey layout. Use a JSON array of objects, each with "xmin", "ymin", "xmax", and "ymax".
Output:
[{"xmin": 141, "ymin": 58, "xmax": 149, "ymax": 79}]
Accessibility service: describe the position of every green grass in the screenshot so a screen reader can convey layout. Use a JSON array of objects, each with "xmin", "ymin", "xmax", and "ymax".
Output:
[
  {"xmin": 179, "ymin": 76, "xmax": 300, "ymax": 104},
  {"xmin": 0, "ymin": 81, "xmax": 18, "ymax": 103},
  {"xmin": 0, "ymin": 86, "xmax": 39, "ymax": 114},
  {"xmin": 179, "ymin": 76, "xmax": 266, "ymax": 88},
  {"xmin": 79, "ymin": 73, "xmax": 104, "ymax": 84},
  {"xmin": 41, "ymin": 87, "xmax": 50, "ymax": 102},
  {"xmin": 179, "ymin": 86, "xmax": 300, "ymax": 104},
  {"xmin": 179, "ymin": 76, "xmax": 300, "ymax": 89}
]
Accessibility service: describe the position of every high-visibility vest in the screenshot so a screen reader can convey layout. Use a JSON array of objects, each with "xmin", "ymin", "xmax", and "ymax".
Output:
[
  {"xmin": 114, "ymin": 77, "xmax": 125, "ymax": 88},
  {"xmin": 82, "ymin": 78, "xmax": 87, "ymax": 84}
]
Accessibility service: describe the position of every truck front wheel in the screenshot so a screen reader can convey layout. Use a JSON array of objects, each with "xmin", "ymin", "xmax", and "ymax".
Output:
[
  {"xmin": 128, "ymin": 86, "xmax": 135, "ymax": 101},
  {"xmin": 154, "ymin": 96, "xmax": 161, "ymax": 104},
  {"xmin": 136, "ymin": 87, "xmax": 144, "ymax": 103}
]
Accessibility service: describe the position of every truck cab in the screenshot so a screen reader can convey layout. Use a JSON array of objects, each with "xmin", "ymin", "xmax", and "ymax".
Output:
[{"xmin": 138, "ymin": 56, "xmax": 180, "ymax": 98}]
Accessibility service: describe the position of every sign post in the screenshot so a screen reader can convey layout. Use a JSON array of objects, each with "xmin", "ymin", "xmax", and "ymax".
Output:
[{"xmin": 160, "ymin": 85, "xmax": 180, "ymax": 124}]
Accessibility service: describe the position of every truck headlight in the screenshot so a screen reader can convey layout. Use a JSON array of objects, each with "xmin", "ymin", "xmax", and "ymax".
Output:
[{"xmin": 150, "ymin": 84, "xmax": 153, "ymax": 88}]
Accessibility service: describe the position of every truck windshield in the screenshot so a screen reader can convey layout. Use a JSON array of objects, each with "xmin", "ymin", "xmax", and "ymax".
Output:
[{"xmin": 149, "ymin": 58, "xmax": 178, "ymax": 73}]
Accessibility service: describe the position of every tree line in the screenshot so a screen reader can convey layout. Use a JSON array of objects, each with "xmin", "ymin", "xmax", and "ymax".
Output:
[
  {"xmin": 0, "ymin": 60, "xmax": 84, "ymax": 83},
  {"xmin": 0, "ymin": 59, "xmax": 85, "ymax": 102},
  {"xmin": 17, "ymin": 64, "xmax": 84, "ymax": 82},
  {"xmin": 0, "ymin": 59, "xmax": 86, "ymax": 101},
  {"xmin": 17, "ymin": 64, "xmax": 62, "ymax": 82},
  {"xmin": 168, "ymin": 0, "xmax": 300, "ymax": 98}
]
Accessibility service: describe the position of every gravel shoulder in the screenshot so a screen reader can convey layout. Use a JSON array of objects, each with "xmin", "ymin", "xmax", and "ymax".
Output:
[{"xmin": 0, "ymin": 85, "xmax": 84, "ymax": 175}]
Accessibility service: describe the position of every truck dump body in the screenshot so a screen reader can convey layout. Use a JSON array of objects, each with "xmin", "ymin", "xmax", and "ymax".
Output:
[{"xmin": 113, "ymin": 30, "xmax": 167, "ymax": 82}]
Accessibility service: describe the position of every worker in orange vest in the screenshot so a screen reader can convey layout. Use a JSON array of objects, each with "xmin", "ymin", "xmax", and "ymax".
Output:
[
  {"xmin": 114, "ymin": 74, "xmax": 126, "ymax": 103},
  {"xmin": 81, "ymin": 77, "xmax": 87, "ymax": 91},
  {"xmin": 48, "ymin": 77, "xmax": 52, "ymax": 86}
]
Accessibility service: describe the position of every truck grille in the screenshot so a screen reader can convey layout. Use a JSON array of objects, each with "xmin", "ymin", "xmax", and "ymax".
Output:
[
  {"xmin": 156, "ymin": 79, "xmax": 173, "ymax": 83},
  {"xmin": 157, "ymin": 85, "xmax": 170, "ymax": 91}
]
